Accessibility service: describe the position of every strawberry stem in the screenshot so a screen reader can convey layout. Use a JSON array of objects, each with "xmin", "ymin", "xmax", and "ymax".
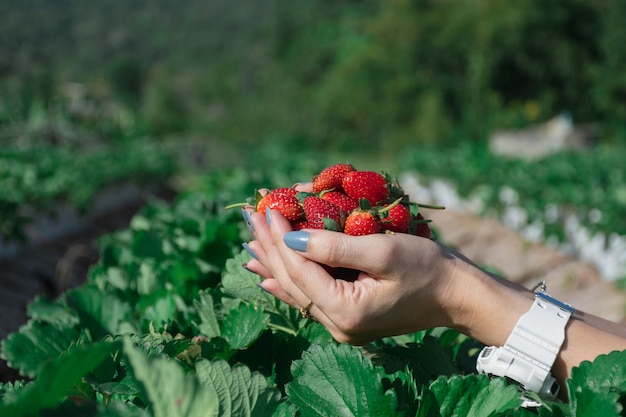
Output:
[{"xmin": 416, "ymin": 203, "xmax": 445, "ymax": 210}]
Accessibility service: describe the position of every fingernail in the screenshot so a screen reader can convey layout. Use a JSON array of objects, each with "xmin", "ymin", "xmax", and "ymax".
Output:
[
  {"xmin": 265, "ymin": 206, "xmax": 272, "ymax": 225},
  {"xmin": 242, "ymin": 242, "xmax": 258, "ymax": 260},
  {"xmin": 257, "ymin": 283, "xmax": 272, "ymax": 294},
  {"xmin": 241, "ymin": 208, "xmax": 255, "ymax": 235},
  {"xmin": 283, "ymin": 231, "xmax": 310, "ymax": 252},
  {"xmin": 242, "ymin": 263, "xmax": 254, "ymax": 273}
]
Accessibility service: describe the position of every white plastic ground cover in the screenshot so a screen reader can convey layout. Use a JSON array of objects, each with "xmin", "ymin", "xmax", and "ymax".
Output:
[{"xmin": 401, "ymin": 173, "xmax": 626, "ymax": 282}]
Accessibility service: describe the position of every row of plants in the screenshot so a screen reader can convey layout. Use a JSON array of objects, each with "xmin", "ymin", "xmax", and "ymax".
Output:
[
  {"xmin": 0, "ymin": 135, "xmax": 175, "ymax": 242},
  {"xmin": 396, "ymin": 142, "xmax": 626, "ymax": 278},
  {"xmin": 1, "ymin": 167, "xmax": 625, "ymax": 416}
]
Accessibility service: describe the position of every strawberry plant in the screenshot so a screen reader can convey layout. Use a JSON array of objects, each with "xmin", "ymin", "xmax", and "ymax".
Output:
[{"xmin": 0, "ymin": 167, "xmax": 625, "ymax": 416}]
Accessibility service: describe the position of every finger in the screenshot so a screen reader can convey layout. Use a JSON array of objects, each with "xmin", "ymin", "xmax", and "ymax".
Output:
[
  {"xmin": 283, "ymin": 229, "xmax": 413, "ymax": 275},
  {"xmin": 293, "ymin": 182, "xmax": 313, "ymax": 192},
  {"xmin": 249, "ymin": 210, "xmax": 315, "ymax": 309},
  {"xmin": 259, "ymin": 277, "xmax": 344, "ymax": 336},
  {"xmin": 243, "ymin": 257, "xmax": 273, "ymax": 279},
  {"xmin": 265, "ymin": 209, "xmax": 363, "ymax": 312}
]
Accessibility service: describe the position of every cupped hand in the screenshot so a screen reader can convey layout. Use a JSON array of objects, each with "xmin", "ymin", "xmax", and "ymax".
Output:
[{"xmin": 244, "ymin": 208, "xmax": 471, "ymax": 345}]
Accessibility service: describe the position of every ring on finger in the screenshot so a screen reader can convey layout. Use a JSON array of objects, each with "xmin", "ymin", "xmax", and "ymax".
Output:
[{"xmin": 299, "ymin": 300, "xmax": 314, "ymax": 319}]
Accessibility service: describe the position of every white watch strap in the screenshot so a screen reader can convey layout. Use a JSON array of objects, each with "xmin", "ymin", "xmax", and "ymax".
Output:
[{"xmin": 476, "ymin": 283, "xmax": 574, "ymax": 400}]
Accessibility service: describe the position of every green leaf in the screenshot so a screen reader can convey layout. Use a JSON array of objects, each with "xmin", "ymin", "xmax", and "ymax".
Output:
[
  {"xmin": 0, "ymin": 341, "xmax": 117, "ymax": 417},
  {"xmin": 221, "ymin": 302, "xmax": 269, "ymax": 350},
  {"xmin": 123, "ymin": 338, "xmax": 219, "ymax": 417},
  {"xmin": 66, "ymin": 285, "xmax": 137, "ymax": 338},
  {"xmin": 222, "ymin": 251, "xmax": 302, "ymax": 334},
  {"xmin": 564, "ymin": 350, "xmax": 626, "ymax": 417},
  {"xmin": 26, "ymin": 295, "xmax": 79, "ymax": 325},
  {"xmin": 422, "ymin": 374, "xmax": 522, "ymax": 417},
  {"xmin": 1, "ymin": 320, "xmax": 83, "ymax": 378},
  {"xmin": 194, "ymin": 289, "xmax": 221, "ymax": 338},
  {"xmin": 568, "ymin": 349, "xmax": 626, "ymax": 393},
  {"xmin": 286, "ymin": 343, "xmax": 399, "ymax": 417},
  {"xmin": 568, "ymin": 387, "xmax": 621, "ymax": 417},
  {"xmin": 221, "ymin": 251, "xmax": 266, "ymax": 304},
  {"xmin": 195, "ymin": 359, "xmax": 282, "ymax": 416}
]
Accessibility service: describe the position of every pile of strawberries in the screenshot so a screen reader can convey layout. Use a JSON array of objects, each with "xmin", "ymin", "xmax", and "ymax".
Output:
[{"xmin": 245, "ymin": 163, "xmax": 442, "ymax": 238}]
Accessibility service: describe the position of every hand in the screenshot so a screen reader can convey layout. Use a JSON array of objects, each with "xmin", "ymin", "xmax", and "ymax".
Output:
[{"xmin": 244, "ymin": 207, "xmax": 469, "ymax": 345}]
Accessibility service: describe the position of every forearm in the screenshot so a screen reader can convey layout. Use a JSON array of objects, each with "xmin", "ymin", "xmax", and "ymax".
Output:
[{"xmin": 447, "ymin": 259, "xmax": 626, "ymax": 386}]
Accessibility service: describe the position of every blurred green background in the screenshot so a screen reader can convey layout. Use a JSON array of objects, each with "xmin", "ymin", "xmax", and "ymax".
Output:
[
  {"xmin": 2, "ymin": 0, "xmax": 626, "ymax": 154},
  {"xmin": 2, "ymin": 0, "xmax": 626, "ymax": 249}
]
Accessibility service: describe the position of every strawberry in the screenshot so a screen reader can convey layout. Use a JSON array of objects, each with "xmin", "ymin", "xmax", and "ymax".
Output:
[
  {"xmin": 256, "ymin": 187, "xmax": 299, "ymax": 214},
  {"xmin": 409, "ymin": 213, "xmax": 432, "ymax": 238},
  {"xmin": 320, "ymin": 190, "xmax": 359, "ymax": 214},
  {"xmin": 312, "ymin": 163, "xmax": 355, "ymax": 193},
  {"xmin": 292, "ymin": 219, "xmax": 310, "ymax": 230},
  {"xmin": 302, "ymin": 196, "xmax": 344, "ymax": 231},
  {"xmin": 256, "ymin": 191, "xmax": 304, "ymax": 222},
  {"xmin": 380, "ymin": 203, "xmax": 411, "ymax": 233},
  {"xmin": 342, "ymin": 170, "xmax": 390, "ymax": 206},
  {"xmin": 344, "ymin": 210, "xmax": 381, "ymax": 236}
]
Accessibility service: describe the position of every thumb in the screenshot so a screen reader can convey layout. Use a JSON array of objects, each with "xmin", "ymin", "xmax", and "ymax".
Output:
[{"xmin": 282, "ymin": 229, "xmax": 413, "ymax": 275}]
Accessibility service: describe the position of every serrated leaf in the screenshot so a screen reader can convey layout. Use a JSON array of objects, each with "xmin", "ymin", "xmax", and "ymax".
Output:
[
  {"xmin": 66, "ymin": 285, "xmax": 137, "ymax": 338},
  {"xmin": 221, "ymin": 251, "xmax": 303, "ymax": 334},
  {"xmin": 568, "ymin": 349, "xmax": 626, "ymax": 393},
  {"xmin": 221, "ymin": 251, "xmax": 266, "ymax": 304},
  {"xmin": 123, "ymin": 338, "xmax": 219, "ymax": 417},
  {"xmin": 1, "ymin": 319, "xmax": 84, "ymax": 378},
  {"xmin": 194, "ymin": 290, "xmax": 221, "ymax": 338},
  {"xmin": 196, "ymin": 359, "xmax": 282, "ymax": 416},
  {"xmin": 26, "ymin": 295, "xmax": 79, "ymax": 325},
  {"xmin": 0, "ymin": 341, "xmax": 117, "ymax": 417},
  {"xmin": 221, "ymin": 302, "xmax": 269, "ymax": 350},
  {"xmin": 423, "ymin": 374, "xmax": 522, "ymax": 417},
  {"xmin": 286, "ymin": 343, "xmax": 399, "ymax": 417},
  {"xmin": 564, "ymin": 349, "xmax": 626, "ymax": 417}
]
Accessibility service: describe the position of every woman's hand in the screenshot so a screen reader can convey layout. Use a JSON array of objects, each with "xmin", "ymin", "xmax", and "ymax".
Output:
[{"xmin": 244, "ymin": 207, "xmax": 472, "ymax": 345}]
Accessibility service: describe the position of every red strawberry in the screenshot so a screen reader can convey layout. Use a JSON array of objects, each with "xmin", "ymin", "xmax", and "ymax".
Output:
[
  {"xmin": 344, "ymin": 210, "xmax": 381, "ymax": 236},
  {"xmin": 256, "ymin": 187, "xmax": 299, "ymax": 214},
  {"xmin": 342, "ymin": 171, "xmax": 390, "ymax": 206},
  {"xmin": 292, "ymin": 219, "xmax": 310, "ymax": 230},
  {"xmin": 270, "ymin": 187, "xmax": 299, "ymax": 197},
  {"xmin": 380, "ymin": 203, "xmax": 411, "ymax": 233},
  {"xmin": 409, "ymin": 213, "xmax": 432, "ymax": 238},
  {"xmin": 320, "ymin": 190, "xmax": 359, "ymax": 214},
  {"xmin": 303, "ymin": 196, "xmax": 344, "ymax": 231},
  {"xmin": 312, "ymin": 163, "xmax": 355, "ymax": 193},
  {"xmin": 256, "ymin": 191, "xmax": 304, "ymax": 222}
]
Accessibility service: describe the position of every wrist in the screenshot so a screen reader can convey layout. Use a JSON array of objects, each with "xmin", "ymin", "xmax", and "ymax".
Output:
[{"xmin": 445, "ymin": 259, "xmax": 534, "ymax": 347}]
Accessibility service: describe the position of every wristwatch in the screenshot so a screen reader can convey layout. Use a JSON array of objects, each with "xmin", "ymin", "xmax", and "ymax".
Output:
[{"xmin": 476, "ymin": 281, "xmax": 574, "ymax": 400}]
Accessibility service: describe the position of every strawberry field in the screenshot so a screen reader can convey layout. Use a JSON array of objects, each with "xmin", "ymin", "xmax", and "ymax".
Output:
[
  {"xmin": 1, "ymin": 151, "xmax": 626, "ymax": 416},
  {"xmin": 2, "ymin": 1, "xmax": 626, "ymax": 414}
]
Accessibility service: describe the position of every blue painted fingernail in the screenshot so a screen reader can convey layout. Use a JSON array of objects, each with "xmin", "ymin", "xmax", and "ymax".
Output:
[
  {"xmin": 265, "ymin": 206, "xmax": 272, "ymax": 225},
  {"xmin": 283, "ymin": 231, "xmax": 310, "ymax": 252},
  {"xmin": 241, "ymin": 208, "xmax": 255, "ymax": 235},
  {"xmin": 257, "ymin": 283, "xmax": 272, "ymax": 294},
  {"xmin": 242, "ymin": 242, "xmax": 258, "ymax": 260}
]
